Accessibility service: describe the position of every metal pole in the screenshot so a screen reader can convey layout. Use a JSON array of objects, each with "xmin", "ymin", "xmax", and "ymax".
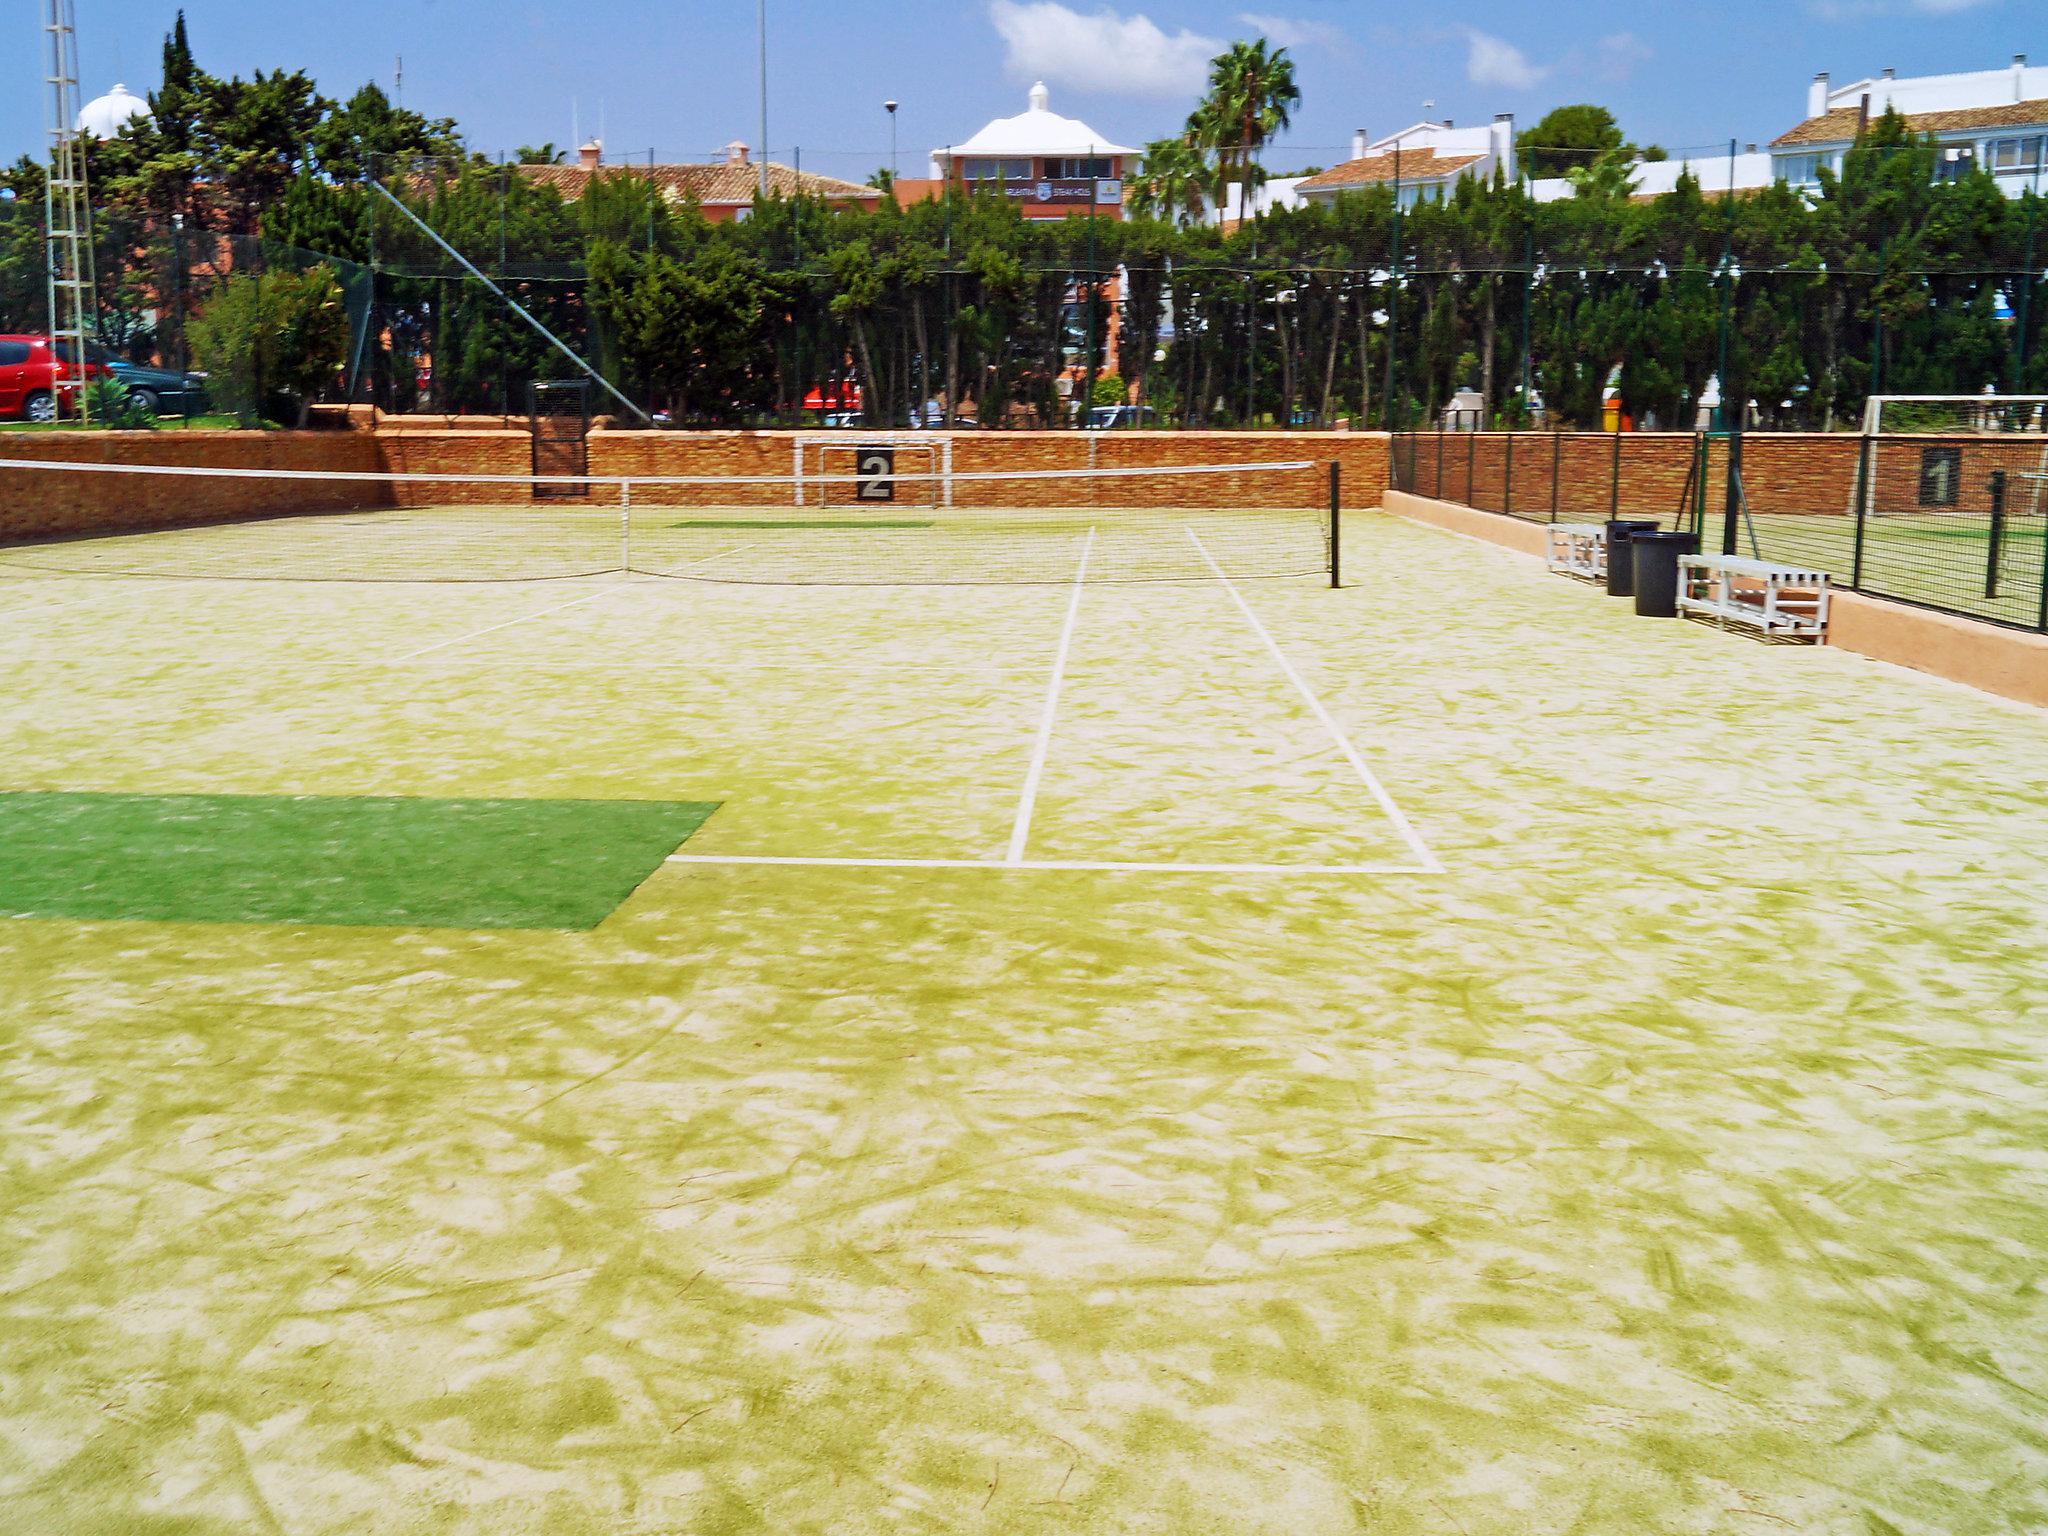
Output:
[
  {"xmin": 1549, "ymin": 428, "xmax": 1561, "ymax": 524},
  {"xmin": 1383, "ymin": 138, "xmax": 1401, "ymax": 429},
  {"xmin": 2013, "ymin": 187, "xmax": 2038, "ymax": 392},
  {"xmin": 1721, "ymin": 417, "xmax": 1744, "ymax": 557},
  {"xmin": 1850, "ymin": 428, "xmax": 1873, "ymax": 591},
  {"xmin": 1609, "ymin": 427, "xmax": 1622, "ymax": 522},
  {"xmin": 368, "ymin": 181, "xmax": 652, "ymax": 424},
  {"xmin": 1329, "ymin": 461, "xmax": 1341, "ymax": 588},
  {"xmin": 757, "ymin": 0, "xmax": 769, "ymax": 199},
  {"xmin": 1985, "ymin": 469, "xmax": 2007, "ymax": 599}
]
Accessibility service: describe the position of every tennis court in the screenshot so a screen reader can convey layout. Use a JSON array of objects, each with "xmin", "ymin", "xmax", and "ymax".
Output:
[{"xmin": 3, "ymin": 466, "xmax": 2047, "ymax": 1533}]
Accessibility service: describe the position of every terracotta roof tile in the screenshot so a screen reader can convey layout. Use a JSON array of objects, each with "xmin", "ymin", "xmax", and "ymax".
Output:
[
  {"xmin": 1296, "ymin": 149, "xmax": 1486, "ymax": 192},
  {"xmin": 515, "ymin": 161, "xmax": 880, "ymax": 207},
  {"xmin": 1771, "ymin": 96, "xmax": 2048, "ymax": 148}
]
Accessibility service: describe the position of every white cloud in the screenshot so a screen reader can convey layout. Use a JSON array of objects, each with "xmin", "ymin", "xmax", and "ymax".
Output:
[
  {"xmin": 1463, "ymin": 29, "xmax": 1549, "ymax": 91},
  {"xmin": 1236, "ymin": 12, "xmax": 1350, "ymax": 51},
  {"xmin": 987, "ymin": 2, "xmax": 1223, "ymax": 99},
  {"xmin": 1593, "ymin": 32, "xmax": 1652, "ymax": 81}
]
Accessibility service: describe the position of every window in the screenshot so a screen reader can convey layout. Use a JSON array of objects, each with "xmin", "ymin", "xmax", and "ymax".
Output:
[
  {"xmin": 961, "ymin": 158, "xmax": 1028, "ymax": 182},
  {"xmin": 1989, "ymin": 136, "xmax": 2045, "ymax": 175},
  {"xmin": 1052, "ymin": 157, "xmax": 1112, "ymax": 179},
  {"xmin": 0, "ymin": 341, "xmax": 28, "ymax": 365},
  {"xmin": 1919, "ymin": 446, "xmax": 1962, "ymax": 508},
  {"xmin": 1778, "ymin": 153, "xmax": 1826, "ymax": 186}
]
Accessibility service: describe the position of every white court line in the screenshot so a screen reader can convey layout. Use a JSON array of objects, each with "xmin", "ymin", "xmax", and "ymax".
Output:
[
  {"xmin": 1185, "ymin": 527, "xmax": 1443, "ymax": 874},
  {"xmin": 667, "ymin": 853, "xmax": 1430, "ymax": 875},
  {"xmin": 390, "ymin": 543, "xmax": 759, "ymax": 661},
  {"xmin": 1005, "ymin": 525, "xmax": 1095, "ymax": 865}
]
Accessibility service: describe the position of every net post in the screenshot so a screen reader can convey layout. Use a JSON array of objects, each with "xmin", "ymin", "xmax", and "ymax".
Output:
[
  {"xmin": 1983, "ymin": 469, "xmax": 2007, "ymax": 600},
  {"xmin": 1721, "ymin": 417, "xmax": 1744, "ymax": 557},
  {"xmin": 1328, "ymin": 460, "xmax": 1341, "ymax": 589}
]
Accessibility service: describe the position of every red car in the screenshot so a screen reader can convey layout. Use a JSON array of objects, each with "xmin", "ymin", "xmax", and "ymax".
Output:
[{"xmin": 0, "ymin": 334, "xmax": 114, "ymax": 422}]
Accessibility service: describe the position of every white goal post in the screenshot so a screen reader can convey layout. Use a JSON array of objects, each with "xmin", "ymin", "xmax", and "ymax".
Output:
[{"xmin": 793, "ymin": 435, "xmax": 950, "ymax": 508}]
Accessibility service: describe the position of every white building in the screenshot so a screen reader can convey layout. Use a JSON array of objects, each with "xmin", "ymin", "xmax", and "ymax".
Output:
[
  {"xmin": 76, "ymin": 83, "xmax": 152, "ymax": 140},
  {"xmin": 929, "ymin": 82, "xmax": 1137, "ymax": 219},
  {"xmin": 1528, "ymin": 149, "xmax": 1777, "ymax": 204},
  {"xmin": 1771, "ymin": 55, "xmax": 2048, "ymax": 195},
  {"xmin": 1295, "ymin": 116, "xmax": 1516, "ymax": 209}
]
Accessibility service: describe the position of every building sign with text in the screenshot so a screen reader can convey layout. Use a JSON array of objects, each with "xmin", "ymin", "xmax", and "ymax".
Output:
[{"xmin": 1001, "ymin": 178, "xmax": 1123, "ymax": 206}]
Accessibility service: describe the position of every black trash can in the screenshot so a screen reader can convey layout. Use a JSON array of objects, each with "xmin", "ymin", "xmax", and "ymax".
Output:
[
  {"xmin": 1631, "ymin": 530, "xmax": 1701, "ymax": 617},
  {"xmin": 1604, "ymin": 520, "xmax": 1662, "ymax": 596}
]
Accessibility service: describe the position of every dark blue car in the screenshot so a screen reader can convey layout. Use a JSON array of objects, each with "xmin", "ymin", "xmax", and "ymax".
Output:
[{"xmin": 95, "ymin": 348, "xmax": 211, "ymax": 416}]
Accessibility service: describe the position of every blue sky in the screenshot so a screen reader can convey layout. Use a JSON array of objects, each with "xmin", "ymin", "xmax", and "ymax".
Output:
[{"xmin": 3, "ymin": 0, "xmax": 2036, "ymax": 182}]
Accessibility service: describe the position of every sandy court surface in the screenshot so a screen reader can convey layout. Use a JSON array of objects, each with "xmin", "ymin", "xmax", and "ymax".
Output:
[{"xmin": 2, "ymin": 510, "xmax": 2045, "ymax": 1534}]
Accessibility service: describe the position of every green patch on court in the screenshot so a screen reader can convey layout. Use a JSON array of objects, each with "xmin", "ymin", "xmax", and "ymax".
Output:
[
  {"xmin": 669, "ymin": 518, "xmax": 935, "ymax": 530},
  {"xmin": 0, "ymin": 791, "xmax": 716, "ymax": 928}
]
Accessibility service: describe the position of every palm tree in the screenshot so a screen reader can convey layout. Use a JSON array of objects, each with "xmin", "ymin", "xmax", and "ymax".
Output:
[
  {"xmin": 1129, "ymin": 137, "xmax": 1211, "ymax": 227},
  {"xmin": 1188, "ymin": 39, "xmax": 1301, "ymax": 210}
]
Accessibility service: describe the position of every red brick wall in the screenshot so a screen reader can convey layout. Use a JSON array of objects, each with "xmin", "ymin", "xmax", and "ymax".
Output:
[
  {"xmin": 0, "ymin": 431, "xmax": 386, "ymax": 541},
  {"xmin": 1, "ymin": 427, "xmax": 1388, "ymax": 538}
]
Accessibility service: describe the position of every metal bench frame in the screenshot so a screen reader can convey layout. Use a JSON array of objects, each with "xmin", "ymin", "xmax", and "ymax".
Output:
[{"xmin": 1677, "ymin": 553, "xmax": 1831, "ymax": 640}]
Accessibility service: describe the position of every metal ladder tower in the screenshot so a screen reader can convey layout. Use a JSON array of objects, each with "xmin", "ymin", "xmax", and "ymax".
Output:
[{"xmin": 42, "ymin": 0, "xmax": 96, "ymax": 424}]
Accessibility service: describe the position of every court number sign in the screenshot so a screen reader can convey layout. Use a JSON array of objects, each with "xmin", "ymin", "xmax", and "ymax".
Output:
[{"xmin": 855, "ymin": 446, "xmax": 896, "ymax": 502}]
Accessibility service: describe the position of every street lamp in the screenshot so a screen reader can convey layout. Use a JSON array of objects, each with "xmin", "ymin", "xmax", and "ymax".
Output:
[{"xmin": 884, "ymin": 100, "xmax": 898, "ymax": 185}]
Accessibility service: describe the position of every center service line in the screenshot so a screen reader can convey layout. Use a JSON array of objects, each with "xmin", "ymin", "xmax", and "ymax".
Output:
[{"xmin": 1005, "ymin": 524, "xmax": 1095, "ymax": 865}]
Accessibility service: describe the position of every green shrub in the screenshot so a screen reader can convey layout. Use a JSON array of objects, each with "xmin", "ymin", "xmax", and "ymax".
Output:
[
  {"xmin": 83, "ymin": 377, "xmax": 157, "ymax": 430},
  {"xmin": 188, "ymin": 266, "xmax": 348, "ymax": 427}
]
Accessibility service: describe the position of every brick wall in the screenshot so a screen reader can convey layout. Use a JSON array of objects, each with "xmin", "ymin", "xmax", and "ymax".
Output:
[
  {"xmin": 0, "ymin": 431, "xmax": 386, "ymax": 542},
  {"xmin": 1, "ymin": 427, "xmax": 1387, "ymax": 537}
]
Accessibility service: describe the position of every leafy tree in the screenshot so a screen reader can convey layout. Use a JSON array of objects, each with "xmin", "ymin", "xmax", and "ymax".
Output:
[
  {"xmin": 187, "ymin": 265, "xmax": 348, "ymax": 425},
  {"xmin": 1517, "ymin": 105, "xmax": 1626, "ymax": 180},
  {"xmin": 1129, "ymin": 138, "xmax": 1211, "ymax": 226},
  {"xmin": 1188, "ymin": 39, "xmax": 1300, "ymax": 203}
]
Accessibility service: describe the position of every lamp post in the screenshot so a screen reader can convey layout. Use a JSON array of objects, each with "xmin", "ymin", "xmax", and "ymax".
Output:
[
  {"xmin": 884, "ymin": 100, "xmax": 898, "ymax": 186},
  {"xmin": 757, "ymin": 0, "xmax": 769, "ymax": 198}
]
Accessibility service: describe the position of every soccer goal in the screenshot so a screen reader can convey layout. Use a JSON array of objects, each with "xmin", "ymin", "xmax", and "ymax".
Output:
[
  {"xmin": 794, "ymin": 436, "xmax": 948, "ymax": 508},
  {"xmin": 1855, "ymin": 395, "xmax": 2048, "ymax": 522}
]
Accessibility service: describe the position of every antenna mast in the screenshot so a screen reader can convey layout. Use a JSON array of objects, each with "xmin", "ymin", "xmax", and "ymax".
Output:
[{"xmin": 42, "ymin": 0, "xmax": 96, "ymax": 424}]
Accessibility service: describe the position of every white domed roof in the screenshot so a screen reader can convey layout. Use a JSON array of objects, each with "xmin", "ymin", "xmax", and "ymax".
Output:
[{"xmin": 78, "ymin": 84, "xmax": 152, "ymax": 140}]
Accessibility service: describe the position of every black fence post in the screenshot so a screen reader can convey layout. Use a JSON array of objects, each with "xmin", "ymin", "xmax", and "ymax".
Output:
[
  {"xmin": 1985, "ymin": 470, "xmax": 2006, "ymax": 599},
  {"xmin": 1550, "ymin": 430, "xmax": 1561, "ymax": 523},
  {"xmin": 1503, "ymin": 431, "xmax": 1515, "ymax": 518},
  {"xmin": 1850, "ymin": 431, "xmax": 1874, "ymax": 592},
  {"xmin": 1721, "ymin": 418, "xmax": 1744, "ymax": 557},
  {"xmin": 1329, "ymin": 461, "xmax": 1342, "ymax": 589},
  {"xmin": 1608, "ymin": 429, "xmax": 1623, "ymax": 521}
]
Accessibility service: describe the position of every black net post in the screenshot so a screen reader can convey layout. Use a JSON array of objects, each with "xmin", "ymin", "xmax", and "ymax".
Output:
[
  {"xmin": 1984, "ymin": 470, "xmax": 2007, "ymax": 599},
  {"xmin": 1329, "ymin": 461, "xmax": 1341, "ymax": 588}
]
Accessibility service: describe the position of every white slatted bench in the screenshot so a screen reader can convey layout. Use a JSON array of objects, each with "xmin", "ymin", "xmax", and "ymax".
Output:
[
  {"xmin": 1546, "ymin": 524, "xmax": 1608, "ymax": 581},
  {"xmin": 1678, "ymin": 553, "xmax": 1831, "ymax": 640}
]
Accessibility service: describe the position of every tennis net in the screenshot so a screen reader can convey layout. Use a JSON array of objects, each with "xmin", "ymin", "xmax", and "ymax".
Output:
[{"xmin": 0, "ymin": 455, "xmax": 1331, "ymax": 585}]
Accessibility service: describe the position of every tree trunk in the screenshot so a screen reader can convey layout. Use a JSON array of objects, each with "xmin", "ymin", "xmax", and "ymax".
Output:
[
  {"xmin": 1319, "ymin": 282, "xmax": 1341, "ymax": 425},
  {"xmin": 1356, "ymin": 285, "xmax": 1372, "ymax": 427},
  {"xmin": 1479, "ymin": 279, "xmax": 1497, "ymax": 426},
  {"xmin": 851, "ymin": 319, "xmax": 879, "ymax": 426}
]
